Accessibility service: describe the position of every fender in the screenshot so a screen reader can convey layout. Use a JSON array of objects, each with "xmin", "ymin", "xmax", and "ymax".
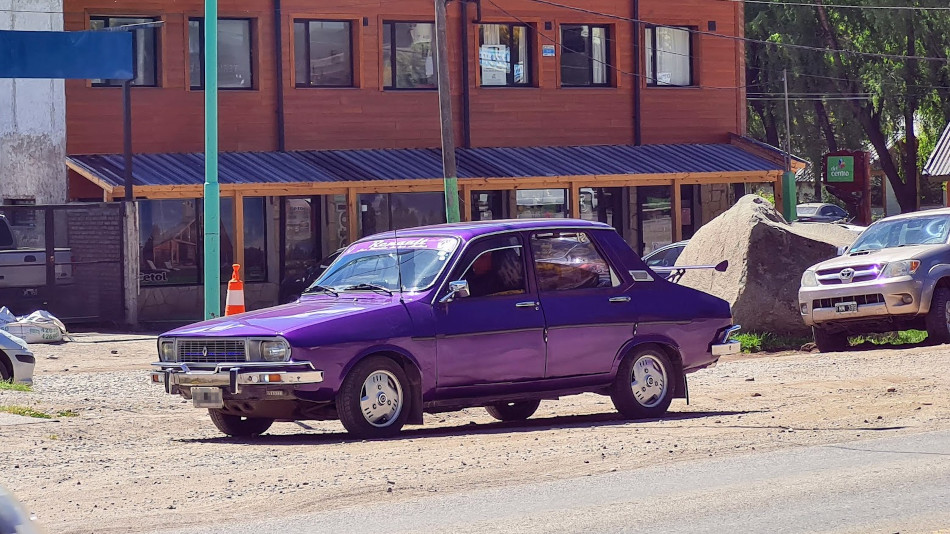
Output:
[
  {"xmin": 343, "ymin": 343, "xmax": 426, "ymax": 425},
  {"xmin": 611, "ymin": 332, "xmax": 688, "ymax": 400},
  {"xmin": 918, "ymin": 267, "xmax": 950, "ymax": 314}
]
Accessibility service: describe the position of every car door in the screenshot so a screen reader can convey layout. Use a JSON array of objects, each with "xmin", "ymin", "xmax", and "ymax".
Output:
[
  {"xmin": 434, "ymin": 233, "xmax": 546, "ymax": 388},
  {"xmin": 529, "ymin": 230, "xmax": 635, "ymax": 379}
]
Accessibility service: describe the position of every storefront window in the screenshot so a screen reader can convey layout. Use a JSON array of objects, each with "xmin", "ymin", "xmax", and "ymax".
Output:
[
  {"xmin": 638, "ymin": 186, "xmax": 672, "ymax": 255},
  {"xmin": 282, "ymin": 197, "xmax": 318, "ymax": 283},
  {"xmin": 580, "ymin": 187, "xmax": 623, "ymax": 233},
  {"xmin": 139, "ymin": 199, "xmax": 200, "ymax": 286},
  {"xmin": 243, "ymin": 197, "xmax": 268, "ymax": 282},
  {"xmin": 516, "ymin": 189, "xmax": 567, "ymax": 218},
  {"xmin": 471, "ymin": 191, "xmax": 506, "ymax": 221},
  {"xmin": 324, "ymin": 195, "xmax": 350, "ymax": 252},
  {"xmin": 359, "ymin": 192, "xmax": 446, "ymax": 237}
]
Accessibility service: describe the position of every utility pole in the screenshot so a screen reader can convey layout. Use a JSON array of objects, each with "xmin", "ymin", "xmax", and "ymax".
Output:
[
  {"xmin": 203, "ymin": 1, "xmax": 221, "ymax": 318},
  {"xmin": 435, "ymin": 0, "xmax": 461, "ymax": 223},
  {"xmin": 782, "ymin": 68, "xmax": 797, "ymax": 221}
]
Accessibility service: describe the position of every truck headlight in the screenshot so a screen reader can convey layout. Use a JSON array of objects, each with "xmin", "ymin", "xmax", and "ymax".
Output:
[
  {"xmin": 801, "ymin": 270, "xmax": 818, "ymax": 288},
  {"xmin": 881, "ymin": 260, "xmax": 920, "ymax": 278},
  {"xmin": 261, "ymin": 340, "xmax": 291, "ymax": 362},
  {"xmin": 159, "ymin": 340, "xmax": 176, "ymax": 362}
]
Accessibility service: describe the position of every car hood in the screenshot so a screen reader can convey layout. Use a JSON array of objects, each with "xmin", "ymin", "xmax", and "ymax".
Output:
[
  {"xmin": 810, "ymin": 245, "xmax": 937, "ymax": 271},
  {"xmin": 164, "ymin": 295, "xmax": 407, "ymax": 338}
]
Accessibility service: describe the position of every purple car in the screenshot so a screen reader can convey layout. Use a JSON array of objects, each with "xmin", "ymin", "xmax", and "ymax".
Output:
[{"xmin": 150, "ymin": 219, "xmax": 739, "ymax": 439}]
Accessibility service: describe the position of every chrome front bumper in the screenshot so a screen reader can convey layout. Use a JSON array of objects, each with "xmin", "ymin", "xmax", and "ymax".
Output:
[
  {"xmin": 150, "ymin": 361, "xmax": 324, "ymax": 395},
  {"xmin": 710, "ymin": 325, "xmax": 741, "ymax": 358},
  {"xmin": 799, "ymin": 277, "xmax": 925, "ymax": 327}
]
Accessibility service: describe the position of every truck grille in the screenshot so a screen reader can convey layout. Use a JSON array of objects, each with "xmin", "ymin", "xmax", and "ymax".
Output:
[
  {"xmin": 816, "ymin": 264, "xmax": 881, "ymax": 285},
  {"xmin": 176, "ymin": 339, "xmax": 247, "ymax": 363},
  {"xmin": 812, "ymin": 293, "xmax": 885, "ymax": 309}
]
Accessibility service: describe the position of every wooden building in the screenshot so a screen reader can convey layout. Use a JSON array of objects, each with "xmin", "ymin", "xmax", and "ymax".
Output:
[{"xmin": 61, "ymin": 0, "xmax": 804, "ymax": 320}]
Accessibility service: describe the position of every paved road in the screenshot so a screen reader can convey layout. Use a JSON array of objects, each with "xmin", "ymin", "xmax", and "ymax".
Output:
[{"xmin": 166, "ymin": 430, "xmax": 950, "ymax": 534}]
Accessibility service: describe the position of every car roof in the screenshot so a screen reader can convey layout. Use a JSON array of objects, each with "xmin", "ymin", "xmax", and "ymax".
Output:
[
  {"xmin": 360, "ymin": 218, "xmax": 613, "ymax": 243},
  {"xmin": 797, "ymin": 203, "xmax": 832, "ymax": 208},
  {"xmin": 873, "ymin": 207, "xmax": 950, "ymax": 223}
]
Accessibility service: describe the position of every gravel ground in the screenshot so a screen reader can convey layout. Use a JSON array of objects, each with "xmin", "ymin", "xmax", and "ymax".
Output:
[{"xmin": 1, "ymin": 332, "xmax": 948, "ymax": 533}]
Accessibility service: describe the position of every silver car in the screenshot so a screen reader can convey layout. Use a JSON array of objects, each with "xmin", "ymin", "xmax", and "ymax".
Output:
[{"xmin": 0, "ymin": 329, "xmax": 34, "ymax": 384}]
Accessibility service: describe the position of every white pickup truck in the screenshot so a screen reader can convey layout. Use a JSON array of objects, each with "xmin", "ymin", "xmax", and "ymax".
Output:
[{"xmin": 0, "ymin": 214, "xmax": 73, "ymax": 288}]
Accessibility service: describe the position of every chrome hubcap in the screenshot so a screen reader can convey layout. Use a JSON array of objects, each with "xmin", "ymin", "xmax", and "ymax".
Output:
[
  {"xmin": 630, "ymin": 354, "xmax": 668, "ymax": 408},
  {"xmin": 359, "ymin": 370, "xmax": 403, "ymax": 428}
]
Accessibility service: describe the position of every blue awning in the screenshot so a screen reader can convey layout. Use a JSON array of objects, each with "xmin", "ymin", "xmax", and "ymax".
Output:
[{"xmin": 67, "ymin": 141, "xmax": 790, "ymax": 190}]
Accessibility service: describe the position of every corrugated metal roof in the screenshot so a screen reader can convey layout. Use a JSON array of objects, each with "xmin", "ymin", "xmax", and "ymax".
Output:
[
  {"xmin": 924, "ymin": 123, "xmax": 950, "ymax": 178},
  {"xmin": 67, "ymin": 143, "xmax": 786, "ymax": 189}
]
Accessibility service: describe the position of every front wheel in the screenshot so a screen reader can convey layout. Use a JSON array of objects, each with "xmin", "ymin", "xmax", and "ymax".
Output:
[
  {"xmin": 925, "ymin": 287, "xmax": 950, "ymax": 345},
  {"xmin": 337, "ymin": 356, "xmax": 410, "ymax": 439},
  {"xmin": 486, "ymin": 400, "xmax": 541, "ymax": 422},
  {"xmin": 208, "ymin": 409, "xmax": 274, "ymax": 437},
  {"xmin": 813, "ymin": 327, "xmax": 849, "ymax": 353},
  {"xmin": 610, "ymin": 347, "xmax": 675, "ymax": 419}
]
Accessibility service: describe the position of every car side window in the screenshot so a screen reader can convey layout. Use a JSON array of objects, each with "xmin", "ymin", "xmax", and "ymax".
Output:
[
  {"xmin": 645, "ymin": 246, "xmax": 682, "ymax": 267},
  {"xmin": 530, "ymin": 231, "xmax": 620, "ymax": 291},
  {"xmin": 819, "ymin": 207, "xmax": 834, "ymax": 216},
  {"xmin": 449, "ymin": 235, "xmax": 527, "ymax": 298}
]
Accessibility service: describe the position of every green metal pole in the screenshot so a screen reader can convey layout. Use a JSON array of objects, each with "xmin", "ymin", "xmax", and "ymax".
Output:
[
  {"xmin": 203, "ymin": 1, "xmax": 221, "ymax": 319},
  {"xmin": 783, "ymin": 171, "xmax": 797, "ymax": 222}
]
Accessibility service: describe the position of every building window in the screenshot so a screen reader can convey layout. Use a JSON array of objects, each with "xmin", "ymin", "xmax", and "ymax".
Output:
[
  {"xmin": 478, "ymin": 23, "xmax": 531, "ymax": 87},
  {"xmin": 139, "ymin": 199, "xmax": 200, "ymax": 286},
  {"xmin": 516, "ymin": 189, "xmax": 567, "ymax": 218},
  {"xmin": 559, "ymin": 24, "xmax": 609, "ymax": 87},
  {"xmin": 358, "ymin": 192, "xmax": 446, "ymax": 237},
  {"xmin": 294, "ymin": 20, "xmax": 353, "ymax": 87},
  {"xmin": 221, "ymin": 197, "xmax": 268, "ymax": 282},
  {"xmin": 382, "ymin": 22, "xmax": 437, "ymax": 89},
  {"xmin": 90, "ymin": 17, "xmax": 159, "ymax": 87},
  {"xmin": 189, "ymin": 18, "xmax": 253, "ymax": 89},
  {"xmin": 645, "ymin": 26, "xmax": 693, "ymax": 86},
  {"xmin": 637, "ymin": 185, "xmax": 672, "ymax": 255}
]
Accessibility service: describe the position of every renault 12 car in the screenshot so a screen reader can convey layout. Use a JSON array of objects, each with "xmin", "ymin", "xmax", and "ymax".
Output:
[
  {"xmin": 800, "ymin": 208, "xmax": 950, "ymax": 352},
  {"xmin": 151, "ymin": 219, "xmax": 739, "ymax": 439}
]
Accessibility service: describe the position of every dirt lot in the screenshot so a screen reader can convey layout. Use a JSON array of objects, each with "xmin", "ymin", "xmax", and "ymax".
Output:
[{"xmin": 1, "ymin": 332, "xmax": 948, "ymax": 533}]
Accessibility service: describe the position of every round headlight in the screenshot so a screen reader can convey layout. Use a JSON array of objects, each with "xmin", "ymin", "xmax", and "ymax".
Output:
[
  {"xmin": 159, "ymin": 340, "xmax": 176, "ymax": 362},
  {"xmin": 261, "ymin": 340, "xmax": 290, "ymax": 362}
]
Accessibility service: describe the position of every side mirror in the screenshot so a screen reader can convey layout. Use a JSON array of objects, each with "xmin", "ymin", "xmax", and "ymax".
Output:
[
  {"xmin": 836, "ymin": 245, "xmax": 849, "ymax": 256},
  {"xmin": 439, "ymin": 280, "xmax": 471, "ymax": 303}
]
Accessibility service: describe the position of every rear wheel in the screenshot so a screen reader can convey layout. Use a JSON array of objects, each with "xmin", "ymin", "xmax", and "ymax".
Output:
[
  {"xmin": 925, "ymin": 287, "xmax": 950, "ymax": 345},
  {"xmin": 610, "ymin": 347, "xmax": 675, "ymax": 419},
  {"xmin": 208, "ymin": 409, "xmax": 274, "ymax": 437},
  {"xmin": 485, "ymin": 400, "xmax": 541, "ymax": 422},
  {"xmin": 813, "ymin": 327, "xmax": 849, "ymax": 353},
  {"xmin": 337, "ymin": 356, "xmax": 410, "ymax": 439}
]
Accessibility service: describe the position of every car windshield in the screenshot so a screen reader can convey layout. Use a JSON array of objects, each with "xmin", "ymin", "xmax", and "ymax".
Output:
[
  {"xmin": 797, "ymin": 206, "xmax": 819, "ymax": 216},
  {"xmin": 849, "ymin": 215, "xmax": 950, "ymax": 252},
  {"xmin": 313, "ymin": 236, "xmax": 460, "ymax": 292}
]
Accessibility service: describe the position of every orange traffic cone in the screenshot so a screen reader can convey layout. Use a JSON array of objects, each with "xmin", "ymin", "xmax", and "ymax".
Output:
[{"xmin": 225, "ymin": 264, "xmax": 245, "ymax": 316}]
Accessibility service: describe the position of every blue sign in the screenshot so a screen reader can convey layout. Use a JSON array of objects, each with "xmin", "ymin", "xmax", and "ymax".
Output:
[
  {"xmin": 0, "ymin": 30, "xmax": 133, "ymax": 79},
  {"xmin": 542, "ymin": 45, "xmax": 556, "ymax": 57}
]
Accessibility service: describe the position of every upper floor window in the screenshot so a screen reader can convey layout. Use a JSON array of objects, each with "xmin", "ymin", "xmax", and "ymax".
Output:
[
  {"xmin": 645, "ymin": 26, "xmax": 693, "ymax": 86},
  {"xmin": 294, "ymin": 20, "xmax": 353, "ymax": 87},
  {"xmin": 478, "ymin": 23, "xmax": 531, "ymax": 87},
  {"xmin": 382, "ymin": 22, "xmax": 437, "ymax": 89},
  {"xmin": 189, "ymin": 18, "xmax": 253, "ymax": 90},
  {"xmin": 559, "ymin": 24, "xmax": 609, "ymax": 87},
  {"xmin": 90, "ymin": 17, "xmax": 158, "ymax": 87}
]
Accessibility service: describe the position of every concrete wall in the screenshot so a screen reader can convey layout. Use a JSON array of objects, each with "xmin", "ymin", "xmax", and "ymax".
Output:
[{"xmin": 0, "ymin": 0, "xmax": 67, "ymax": 204}]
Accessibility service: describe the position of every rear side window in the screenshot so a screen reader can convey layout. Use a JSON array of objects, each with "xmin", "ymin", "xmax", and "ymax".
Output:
[{"xmin": 530, "ymin": 231, "xmax": 619, "ymax": 291}]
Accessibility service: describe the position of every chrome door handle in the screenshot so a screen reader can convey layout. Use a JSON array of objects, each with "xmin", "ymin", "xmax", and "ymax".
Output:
[
  {"xmin": 516, "ymin": 301, "xmax": 539, "ymax": 308},
  {"xmin": 608, "ymin": 296, "xmax": 631, "ymax": 303}
]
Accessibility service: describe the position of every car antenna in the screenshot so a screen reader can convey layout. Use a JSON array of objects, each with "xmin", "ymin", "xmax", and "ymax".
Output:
[{"xmin": 389, "ymin": 199, "xmax": 405, "ymax": 304}]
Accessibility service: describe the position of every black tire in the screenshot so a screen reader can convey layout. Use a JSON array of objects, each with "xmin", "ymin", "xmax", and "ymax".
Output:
[
  {"xmin": 925, "ymin": 287, "xmax": 950, "ymax": 345},
  {"xmin": 610, "ymin": 346, "xmax": 675, "ymax": 419},
  {"xmin": 0, "ymin": 353, "xmax": 11, "ymax": 382},
  {"xmin": 208, "ymin": 409, "xmax": 274, "ymax": 437},
  {"xmin": 485, "ymin": 400, "xmax": 541, "ymax": 422},
  {"xmin": 337, "ymin": 356, "xmax": 410, "ymax": 439},
  {"xmin": 813, "ymin": 326, "xmax": 849, "ymax": 353}
]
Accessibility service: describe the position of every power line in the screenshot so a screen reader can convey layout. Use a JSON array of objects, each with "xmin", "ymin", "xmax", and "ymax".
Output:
[
  {"xmin": 517, "ymin": 0, "xmax": 950, "ymax": 63},
  {"xmin": 738, "ymin": 0, "xmax": 950, "ymax": 11}
]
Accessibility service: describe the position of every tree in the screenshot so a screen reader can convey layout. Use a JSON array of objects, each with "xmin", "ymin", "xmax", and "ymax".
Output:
[{"xmin": 746, "ymin": 0, "xmax": 950, "ymax": 212}]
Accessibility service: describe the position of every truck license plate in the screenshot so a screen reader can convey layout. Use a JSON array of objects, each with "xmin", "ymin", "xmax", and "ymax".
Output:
[
  {"xmin": 192, "ymin": 387, "xmax": 224, "ymax": 408},
  {"xmin": 835, "ymin": 302, "xmax": 858, "ymax": 313}
]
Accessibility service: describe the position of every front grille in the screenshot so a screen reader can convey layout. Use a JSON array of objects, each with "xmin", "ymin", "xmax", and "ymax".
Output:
[
  {"xmin": 816, "ymin": 264, "xmax": 881, "ymax": 285},
  {"xmin": 176, "ymin": 339, "xmax": 247, "ymax": 363},
  {"xmin": 812, "ymin": 293, "xmax": 885, "ymax": 310}
]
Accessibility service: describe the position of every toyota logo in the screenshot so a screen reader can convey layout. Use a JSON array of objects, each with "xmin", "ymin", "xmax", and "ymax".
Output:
[{"xmin": 839, "ymin": 268, "xmax": 856, "ymax": 282}]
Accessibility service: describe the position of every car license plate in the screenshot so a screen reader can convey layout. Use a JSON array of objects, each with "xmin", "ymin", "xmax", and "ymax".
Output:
[
  {"xmin": 835, "ymin": 302, "xmax": 858, "ymax": 313},
  {"xmin": 192, "ymin": 387, "xmax": 224, "ymax": 408}
]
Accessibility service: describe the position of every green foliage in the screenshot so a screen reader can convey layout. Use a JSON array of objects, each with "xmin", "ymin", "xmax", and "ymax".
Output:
[
  {"xmin": 0, "ymin": 380, "xmax": 32, "ymax": 392},
  {"xmin": 850, "ymin": 330, "xmax": 928, "ymax": 346},
  {"xmin": 755, "ymin": 190, "xmax": 775, "ymax": 205},
  {"xmin": 735, "ymin": 332, "xmax": 812, "ymax": 353},
  {"xmin": 0, "ymin": 405, "xmax": 79, "ymax": 419}
]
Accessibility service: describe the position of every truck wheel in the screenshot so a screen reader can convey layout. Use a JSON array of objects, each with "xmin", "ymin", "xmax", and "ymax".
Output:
[
  {"xmin": 208, "ymin": 409, "xmax": 274, "ymax": 437},
  {"xmin": 486, "ymin": 400, "xmax": 541, "ymax": 422},
  {"xmin": 925, "ymin": 287, "xmax": 950, "ymax": 344},
  {"xmin": 813, "ymin": 327, "xmax": 849, "ymax": 353},
  {"xmin": 610, "ymin": 346, "xmax": 674, "ymax": 419},
  {"xmin": 337, "ymin": 356, "xmax": 410, "ymax": 439}
]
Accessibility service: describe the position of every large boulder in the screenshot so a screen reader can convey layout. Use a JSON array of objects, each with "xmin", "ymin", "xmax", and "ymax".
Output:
[{"xmin": 676, "ymin": 195, "xmax": 861, "ymax": 336}]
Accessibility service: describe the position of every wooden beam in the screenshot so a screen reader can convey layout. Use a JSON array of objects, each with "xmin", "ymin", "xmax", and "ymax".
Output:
[
  {"xmin": 65, "ymin": 160, "xmax": 117, "ymax": 197},
  {"xmin": 672, "ymin": 181, "xmax": 683, "ymax": 242},
  {"xmin": 570, "ymin": 181, "xmax": 581, "ymax": 219},
  {"xmin": 234, "ymin": 193, "xmax": 245, "ymax": 274},
  {"xmin": 346, "ymin": 188, "xmax": 359, "ymax": 244}
]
